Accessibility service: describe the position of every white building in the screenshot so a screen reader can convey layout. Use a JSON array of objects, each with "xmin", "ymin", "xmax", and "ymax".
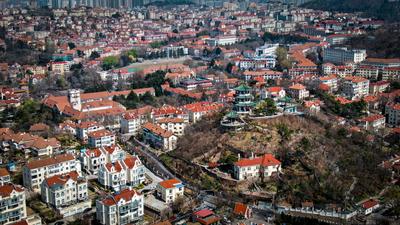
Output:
[
  {"xmin": 98, "ymin": 156, "xmax": 145, "ymax": 191},
  {"xmin": 79, "ymin": 145, "xmax": 126, "ymax": 175},
  {"xmin": 23, "ymin": 154, "xmax": 81, "ymax": 192},
  {"xmin": 260, "ymin": 86, "xmax": 286, "ymax": 100},
  {"xmin": 342, "ymin": 76, "xmax": 370, "ymax": 99},
  {"xmin": 40, "ymin": 171, "xmax": 91, "ymax": 217},
  {"xmin": 0, "ymin": 184, "xmax": 27, "ymax": 225},
  {"xmin": 288, "ymin": 83, "xmax": 309, "ymax": 100},
  {"xmin": 233, "ymin": 153, "xmax": 281, "ymax": 180},
  {"xmin": 156, "ymin": 118, "xmax": 187, "ymax": 136},
  {"xmin": 142, "ymin": 123, "xmax": 177, "ymax": 151},
  {"xmin": 318, "ymin": 75, "xmax": 338, "ymax": 92},
  {"xmin": 206, "ymin": 36, "xmax": 238, "ymax": 46},
  {"xmin": 76, "ymin": 121, "xmax": 105, "ymax": 141},
  {"xmin": 0, "ymin": 168, "xmax": 11, "ymax": 185},
  {"xmin": 120, "ymin": 112, "xmax": 141, "ymax": 135},
  {"xmin": 156, "ymin": 178, "xmax": 184, "ymax": 204},
  {"xmin": 358, "ymin": 114, "xmax": 386, "ymax": 131},
  {"xmin": 88, "ymin": 130, "xmax": 115, "ymax": 148},
  {"xmin": 323, "ymin": 48, "xmax": 367, "ymax": 64},
  {"xmin": 96, "ymin": 188, "xmax": 144, "ymax": 225},
  {"xmin": 385, "ymin": 103, "xmax": 400, "ymax": 126},
  {"xmin": 182, "ymin": 102, "xmax": 223, "ymax": 123}
]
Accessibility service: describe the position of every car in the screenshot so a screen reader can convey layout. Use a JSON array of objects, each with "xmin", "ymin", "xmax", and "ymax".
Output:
[{"xmin": 54, "ymin": 221, "xmax": 65, "ymax": 225}]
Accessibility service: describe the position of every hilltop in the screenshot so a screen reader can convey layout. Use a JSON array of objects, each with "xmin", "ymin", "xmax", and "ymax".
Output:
[
  {"xmin": 161, "ymin": 114, "xmax": 395, "ymax": 208},
  {"xmin": 303, "ymin": 0, "xmax": 400, "ymax": 22}
]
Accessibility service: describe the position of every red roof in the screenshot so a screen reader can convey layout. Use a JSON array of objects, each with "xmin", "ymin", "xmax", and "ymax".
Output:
[
  {"xmin": 362, "ymin": 199, "xmax": 379, "ymax": 209},
  {"xmin": 158, "ymin": 178, "xmax": 181, "ymax": 189},
  {"xmin": 233, "ymin": 202, "xmax": 249, "ymax": 216},
  {"xmin": 194, "ymin": 209, "xmax": 214, "ymax": 218},
  {"xmin": 0, "ymin": 184, "xmax": 24, "ymax": 197},
  {"xmin": 235, "ymin": 153, "xmax": 281, "ymax": 167},
  {"xmin": 102, "ymin": 188, "xmax": 140, "ymax": 206}
]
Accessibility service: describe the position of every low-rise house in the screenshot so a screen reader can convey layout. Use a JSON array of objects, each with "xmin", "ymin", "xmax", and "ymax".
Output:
[
  {"xmin": 96, "ymin": 188, "xmax": 144, "ymax": 225},
  {"xmin": 76, "ymin": 121, "xmax": 105, "ymax": 141},
  {"xmin": 182, "ymin": 102, "xmax": 223, "ymax": 123},
  {"xmin": 358, "ymin": 114, "xmax": 386, "ymax": 131},
  {"xmin": 0, "ymin": 168, "xmax": 11, "ymax": 185},
  {"xmin": 260, "ymin": 86, "xmax": 286, "ymax": 100},
  {"xmin": 41, "ymin": 171, "xmax": 90, "ymax": 217},
  {"xmin": 233, "ymin": 202, "xmax": 252, "ymax": 219},
  {"xmin": 192, "ymin": 209, "xmax": 221, "ymax": 225},
  {"xmin": 0, "ymin": 184, "xmax": 27, "ymax": 225},
  {"xmin": 98, "ymin": 156, "xmax": 145, "ymax": 191},
  {"xmin": 88, "ymin": 130, "xmax": 115, "ymax": 148},
  {"xmin": 23, "ymin": 154, "xmax": 81, "ymax": 192},
  {"xmin": 156, "ymin": 178, "xmax": 184, "ymax": 204},
  {"xmin": 362, "ymin": 199, "xmax": 379, "ymax": 215},
  {"xmin": 288, "ymin": 83, "xmax": 309, "ymax": 100},
  {"xmin": 151, "ymin": 105, "xmax": 189, "ymax": 123},
  {"xmin": 79, "ymin": 145, "xmax": 125, "ymax": 175},
  {"xmin": 156, "ymin": 118, "xmax": 187, "ymax": 136},
  {"xmin": 142, "ymin": 123, "xmax": 177, "ymax": 151},
  {"xmin": 233, "ymin": 153, "xmax": 281, "ymax": 180}
]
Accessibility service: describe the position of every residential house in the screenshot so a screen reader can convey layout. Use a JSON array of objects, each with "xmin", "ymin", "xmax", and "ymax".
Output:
[
  {"xmin": 0, "ymin": 168, "xmax": 11, "ymax": 185},
  {"xmin": 0, "ymin": 184, "xmax": 27, "ymax": 225},
  {"xmin": 156, "ymin": 118, "xmax": 187, "ymax": 136},
  {"xmin": 288, "ymin": 83, "xmax": 309, "ymax": 100},
  {"xmin": 88, "ymin": 130, "xmax": 115, "ymax": 148},
  {"xmin": 362, "ymin": 199, "xmax": 379, "ymax": 215},
  {"xmin": 233, "ymin": 153, "xmax": 281, "ymax": 180},
  {"xmin": 342, "ymin": 76, "xmax": 370, "ymax": 99},
  {"xmin": 40, "ymin": 171, "xmax": 90, "ymax": 217},
  {"xmin": 156, "ymin": 178, "xmax": 184, "ymax": 204},
  {"xmin": 98, "ymin": 156, "xmax": 145, "ymax": 191},
  {"xmin": 23, "ymin": 154, "xmax": 81, "ymax": 192},
  {"xmin": 142, "ymin": 123, "xmax": 177, "ymax": 151},
  {"xmin": 358, "ymin": 114, "xmax": 386, "ymax": 131},
  {"xmin": 385, "ymin": 103, "xmax": 400, "ymax": 126},
  {"xmin": 96, "ymin": 188, "xmax": 144, "ymax": 225}
]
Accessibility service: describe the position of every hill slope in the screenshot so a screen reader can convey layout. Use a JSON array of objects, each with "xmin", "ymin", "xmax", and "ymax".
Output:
[{"xmin": 303, "ymin": 0, "xmax": 400, "ymax": 22}]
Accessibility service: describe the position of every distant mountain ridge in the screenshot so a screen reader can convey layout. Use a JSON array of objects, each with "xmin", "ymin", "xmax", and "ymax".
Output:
[{"xmin": 302, "ymin": 0, "xmax": 400, "ymax": 22}]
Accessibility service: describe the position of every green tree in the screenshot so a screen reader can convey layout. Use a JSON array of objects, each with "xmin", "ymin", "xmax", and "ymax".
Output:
[
  {"xmin": 102, "ymin": 56, "xmax": 119, "ymax": 70},
  {"xmin": 89, "ymin": 51, "xmax": 100, "ymax": 60},
  {"xmin": 276, "ymin": 47, "xmax": 292, "ymax": 70},
  {"xmin": 140, "ymin": 92, "xmax": 154, "ymax": 104},
  {"xmin": 67, "ymin": 42, "xmax": 76, "ymax": 49}
]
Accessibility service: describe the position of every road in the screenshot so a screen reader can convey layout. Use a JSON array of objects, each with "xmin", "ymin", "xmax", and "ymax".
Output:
[{"xmin": 127, "ymin": 138, "xmax": 175, "ymax": 180}]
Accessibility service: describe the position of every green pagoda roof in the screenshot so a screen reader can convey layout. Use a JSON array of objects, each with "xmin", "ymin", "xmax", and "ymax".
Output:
[
  {"xmin": 226, "ymin": 111, "xmax": 239, "ymax": 118},
  {"xmin": 234, "ymin": 84, "xmax": 251, "ymax": 92}
]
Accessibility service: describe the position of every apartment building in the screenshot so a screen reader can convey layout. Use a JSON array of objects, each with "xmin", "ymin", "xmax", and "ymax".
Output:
[
  {"xmin": 0, "ymin": 184, "xmax": 27, "ymax": 225},
  {"xmin": 88, "ymin": 130, "xmax": 115, "ymax": 148},
  {"xmin": 98, "ymin": 156, "xmax": 145, "ymax": 191},
  {"xmin": 233, "ymin": 153, "xmax": 281, "ymax": 180},
  {"xmin": 382, "ymin": 67, "xmax": 400, "ymax": 81},
  {"xmin": 385, "ymin": 103, "xmax": 400, "ymax": 126},
  {"xmin": 120, "ymin": 112, "xmax": 141, "ymax": 135},
  {"xmin": 41, "ymin": 171, "xmax": 90, "ymax": 217},
  {"xmin": 323, "ymin": 48, "xmax": 366, "ymax": 64},
  {"xmin": 342, "ymin": 76, "xmax": 370, "ymax": 99},
  {"xmin": 79, "ymin": 145, "xmax": 125, "ymax": 175},
  {"xmin": 96, "ymin": 188, "xmax": 144, "ymax": 225},
  {"xmin": 156, "ymin": 118, "xmax": 187, "ymax": 136},
  {"xmin": 369, "ymin": 81, "xmax": 390, "ymax": 95},
  {"xmin": 288, "ymin": 83, "xmax": 309, "ymax": 100},
  {"xmin": 151, "ymin": 106, "xmax": 189, "ymax": 123},
  {"xmin": 142, "ymin": 123, "xmax": 177, "ymax": 151},
  {"xmin": 354, "ymin": 66, "xmax": 379, "ymax": 80},
  {"xmin": 156, "ymin": 178, "xmax": 185, "ymax": 204},
  {"xmin": 23, "ymin": 154, "xmax": 81, "ymax": 192},
  {"xmin": 318, "ymin": 75, "xmax": 338, "ymax": 92}
]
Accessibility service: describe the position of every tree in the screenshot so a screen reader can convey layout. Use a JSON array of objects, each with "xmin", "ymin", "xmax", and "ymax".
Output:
[
  {"xmin": 226, "ymin": 62, "xmax": 234, "ymax": 73},
  {"xmin": 89, "ymin": 51, "xmax": 100, "ymax": 60},
  {"xmin": 102, "ymin": 56, "xmax": 119, "ymax": 70},
  {"xmin": 67, "ymin": 42, "xmax": 76, "ymax": 49},
  {"xmin": 140, "ymin": 92, "xmax": 154, "ymax": 104},
  {"xmin": 275, "ymin": 47, "xmax": 292, "ymax": 70}
]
